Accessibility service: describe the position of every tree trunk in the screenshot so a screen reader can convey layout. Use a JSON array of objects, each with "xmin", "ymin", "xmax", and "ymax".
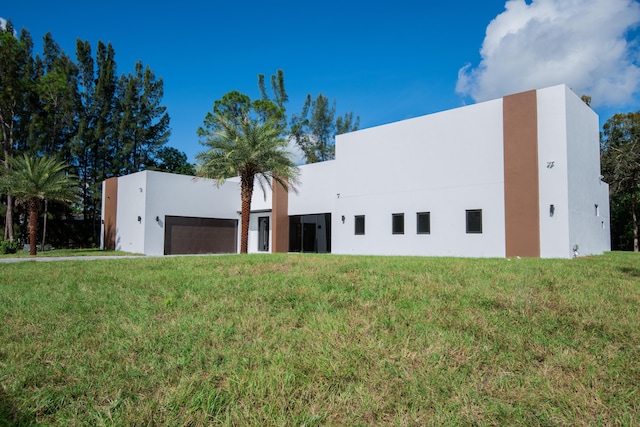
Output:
[
  {"xmin": 4, "ymin": 194, "xmax": 14, "ymax": 242},
  {"xmin": 28, "ymin": 199, "xmax": 39, "ymax": 256},
  {"xmin": 240, "ymin": 174, "xmax": 255, "ymax": 254},
  {"xmin": 41, "ymin": 199, "xmax": 48, "ymax": 250},
  {"xmin": 2, "ymin": 120, "xmax": 15, "ymax": 243},
  {"xmin": 633, "ymin": 192, "xmax": 639, "ymax": 252}
]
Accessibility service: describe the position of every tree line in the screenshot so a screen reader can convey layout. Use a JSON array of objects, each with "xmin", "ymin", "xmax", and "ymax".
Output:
[
  {"xmin": 1, "ymin": 20, "xmax": 190, "ymax": 248},
  {"xmin": 601, "ymin": 111, "xmax": 640, "ymax": 251}
]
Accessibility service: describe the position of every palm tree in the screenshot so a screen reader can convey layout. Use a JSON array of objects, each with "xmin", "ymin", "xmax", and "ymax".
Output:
[
  {"xmin": 196, "ymin": 112, "xmax": 299, "ymax": 253},
  {"xmin": 1, "ymin": 155, "xmax": 77, "ymax": 255}
]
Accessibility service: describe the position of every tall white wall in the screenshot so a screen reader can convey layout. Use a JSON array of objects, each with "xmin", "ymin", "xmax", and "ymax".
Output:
[
  {"xmin": 564, "ymin": 86, "xmax": 611, "ymax": 256},
  {"xmin": 115, "ymin": 172, "xmax": 148, "ymax": 254},
  {"xmin": 537, "ymin": 85, "xmax": 572, "ymax": 258},
  {"xmin": 332, "ymin": 99, "xmax": 506, "ymax": 257}
]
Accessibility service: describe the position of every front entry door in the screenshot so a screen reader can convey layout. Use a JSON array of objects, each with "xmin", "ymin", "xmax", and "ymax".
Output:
[{"xmin": 258, "ymin": 216, "xmax": 269, "ymax": 252}]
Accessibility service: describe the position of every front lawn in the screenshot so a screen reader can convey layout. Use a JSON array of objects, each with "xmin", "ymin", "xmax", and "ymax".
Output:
[{"xmin": 1, "ymin": 253, "xmax": 638, "ymax": 425}]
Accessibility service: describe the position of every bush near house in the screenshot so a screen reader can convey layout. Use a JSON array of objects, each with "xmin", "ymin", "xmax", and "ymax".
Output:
[
  {"xmin": 0, "ymin": 239, "xmax": 18, "ymax": 254},
  {"xmin": 1, "ymin": 253, "xmax": 638, "ymax": 425}
]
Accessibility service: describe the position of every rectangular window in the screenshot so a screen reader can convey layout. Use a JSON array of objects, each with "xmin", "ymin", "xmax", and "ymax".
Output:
[
  {"xmin": 417, "ymin": 212, "xmax": 430, "ymax": 234},
  {"xmin": 355, "ymin": 215, "xmax": 365, "ymax": 235},
  {"xmin": 466, "ymin": 209, "xmax": 483, "ymax": 234},
  {"xmin": 392, "ymin": 213, "xmax": 404, "ymax": 234},
  {"xmin": 288, "ymin": 214, "xmax": 332, "ymax": 253}
]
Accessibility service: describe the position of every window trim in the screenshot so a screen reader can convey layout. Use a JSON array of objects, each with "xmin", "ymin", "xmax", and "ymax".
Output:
[
  {"xmin": 416, "ymin": 211, "xmax": 431, "ymax": 234},
  {"xmin": 466, "ymin": 209, "xmax": 483, "ymax": 234},
  {"xmin": 392, "ymin": 213, "xmax": 405, "ymax": 235}
]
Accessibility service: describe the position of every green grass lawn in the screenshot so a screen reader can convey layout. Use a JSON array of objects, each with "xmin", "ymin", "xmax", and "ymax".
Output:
[
  {"xmin": 1, "ymin": 252, "xmax": 638, "ymax": 426},
  {"xmin": 0, "ymin": 248, "xmax": 140, "ymax": 258}
]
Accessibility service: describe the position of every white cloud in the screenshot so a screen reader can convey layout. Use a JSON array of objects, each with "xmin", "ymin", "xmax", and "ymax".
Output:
[
  {"xmin": 0, "ymin": 17, "xmax": 17, "ymax": 36},
  {"xmin": 457, "ymin": 0, "xmax": 640, "ymax": 108},
  {"xmin": 286, "ymin": 137, "xmax": 307, "ymax": 165}
]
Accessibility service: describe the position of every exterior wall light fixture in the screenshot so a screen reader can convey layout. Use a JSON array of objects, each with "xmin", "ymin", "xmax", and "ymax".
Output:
[
  {"xmin": 137, "ymin": 216, "xmax": 142, "ymax": 223},
  {"xmin": 341, "ymin": 215, "xmax": 345, "ymax": 223}
]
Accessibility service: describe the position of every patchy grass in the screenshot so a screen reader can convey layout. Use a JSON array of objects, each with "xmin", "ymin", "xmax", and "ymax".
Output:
[
  {"xmin": 0, "ymin": 248, "xmax": 140, "ymax": 259},
  {"xmin": 1, "ymin": 252, "xmax": 638, "ymax": 425}
]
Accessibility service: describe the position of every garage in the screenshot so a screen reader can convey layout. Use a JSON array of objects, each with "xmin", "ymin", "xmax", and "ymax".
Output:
[{"xmin": 164, "ymin": 216, "xmax": 238, "ymax": 255}]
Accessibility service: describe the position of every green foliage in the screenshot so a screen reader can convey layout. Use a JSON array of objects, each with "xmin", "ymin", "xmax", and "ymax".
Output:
[
  {"xmin": 291, "ymin": 93, "xmax": 359, "ymax": 163},
  {"xmin": 115, "ymin": 61, "xmax": 171, "ymax": 174},
  {"xmin": 0, "ymin": 239, "xmax": 18, "ymax": 254},
  {"xmin": 197, "ymin": 112, "xmax": 298, "ymax": 188},
  {"xmin": 152, "ymin": 146, "xmax": 195, "ymax": 175},
  {"xmin": 601, "ymin": 111, "xmax": 640, "ymax": 251},
  {"xmin": 0, "ymin": 22, "xmax": 171, "ymax": 246},
  {"xmin": 4, "ymin": 154, "xmax": 77, "ymax": 203},
  {"xmin": 197, "ymin": 76, "xmax": 299, "ymax": 253},
  {"xmin": 0, "ymin": 253, "xmax": 639, "ymax": 425},
  {"xmin": 3, "ymin": 154, "xmax": 78, "ymax": 255}
]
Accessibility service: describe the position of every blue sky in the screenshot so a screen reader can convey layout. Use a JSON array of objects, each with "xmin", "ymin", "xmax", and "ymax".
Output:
[{"xmin": 2, "ymin": 0, "xmax": 640, "ymax": 163}]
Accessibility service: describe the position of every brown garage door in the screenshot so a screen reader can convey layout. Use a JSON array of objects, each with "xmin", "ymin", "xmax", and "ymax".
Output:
[{"xmin": 164, "ymin": 216, "xmax": 238, "ymax": 255}]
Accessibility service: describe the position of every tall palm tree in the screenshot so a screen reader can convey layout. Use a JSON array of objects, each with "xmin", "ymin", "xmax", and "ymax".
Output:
[
  {"xmin": 1, "ymin": 155, "xmax": 77, "ymax": 255},
  {"xmin": 196, "ymin": 112, "xmax": 299, "ymax": 253}
]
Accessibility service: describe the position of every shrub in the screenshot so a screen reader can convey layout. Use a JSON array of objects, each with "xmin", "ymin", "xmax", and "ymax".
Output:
[{"xmin": 0, "ymin": 239, "xmax": 18, "ymax": 254}]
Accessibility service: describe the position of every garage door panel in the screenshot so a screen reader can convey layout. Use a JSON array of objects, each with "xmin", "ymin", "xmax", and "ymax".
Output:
[{"xmin": 164, "ymin": 216, "xmax": 237, "ymax": 255}]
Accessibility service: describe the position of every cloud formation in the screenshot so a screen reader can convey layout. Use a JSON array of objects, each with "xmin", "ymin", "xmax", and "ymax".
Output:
[{"xmin": 456, "ymin": 0, "xmax": 640, "ymax": 107}]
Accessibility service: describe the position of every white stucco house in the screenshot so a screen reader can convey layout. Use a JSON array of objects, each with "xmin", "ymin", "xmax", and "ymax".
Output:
[{"xmin": 101, "ymin": 84, "xmax": 610, "ymax": 258}]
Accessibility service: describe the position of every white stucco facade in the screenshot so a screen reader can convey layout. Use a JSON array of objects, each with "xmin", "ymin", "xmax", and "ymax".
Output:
[
  {"xmin": 331, "ymin": 99, "xmax": 507, "ymax": 257},
  {"xmin": 101, "ymin": 84, "xmax": 610, "ymax": 259}
]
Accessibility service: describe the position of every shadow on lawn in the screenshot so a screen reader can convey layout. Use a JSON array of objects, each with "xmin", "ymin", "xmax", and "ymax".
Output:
[
  {"xmin": 619, "ymin": 266, "xmax": 640, "ymax": 277},
  {"xmin": 0, "ymin": 387, "xmax": 35, "ymax": 427}
]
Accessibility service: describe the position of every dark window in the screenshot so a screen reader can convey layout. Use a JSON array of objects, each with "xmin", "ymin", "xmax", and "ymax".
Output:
[
  {"xmin": 288, "ymin": 214, "xmax": 331, "ymax": 253},
  {"xmin": 466, "ymin": 209, "xmax": 483, "ymax": 234},
  {"xmin": 417, "ymin": 212, "xmax": 430, "ymax": 234},
  {"xmin": 355, "ymin": 215, "xmax": 365, "ymax": 235},
  {"xmin": 392, "ymin": 213, "xmax": 404, "ymax": 234}
]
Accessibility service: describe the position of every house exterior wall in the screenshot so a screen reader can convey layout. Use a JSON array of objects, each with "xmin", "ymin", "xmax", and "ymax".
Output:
[
  {"xmin": 114, "ymin": 172, "xmax": 148, "ymax": 254},
  {"xmin": 564, "ymin": 86, "xmax": 611, "ymax": 256},
  {"xmin": 536, "ymin": 86, "xmax": 572, "ymax": 258},
  {"xmin": 102, "ymin": 85, "xmax": 610, "ymax": 259},
  {"xmin": 142, "ymin": 171, "xmax": 240, "ymax": 255},
  {"xmin": 332, "ymin": 99, "xmax": 507, "ymax": 257},
  {"xmin": 288, "ymin": 161, "xmax": 337, "ymax": 216},
  {"xmin": 503, "ymin": 90, "xmax": 541, "ymax": 257},
  {"xmin": 110, "ymin": 171, "xmax": 240, "ymax": 255},
  {"xmin": 100, "ymin": 177, "xmax": 118, "ymax": 250}
]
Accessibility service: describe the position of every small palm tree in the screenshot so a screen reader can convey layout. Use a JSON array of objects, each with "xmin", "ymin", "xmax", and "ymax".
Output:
[
  {"xmin": 197, "ymin": 112, "xmax": 299, "ymax": 253},
  {"xmin": 1, "ymin": 155, "xmax": 77, "ymax": 256}
]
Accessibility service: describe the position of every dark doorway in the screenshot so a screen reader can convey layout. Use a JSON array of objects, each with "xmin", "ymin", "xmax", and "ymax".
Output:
[{"xmin": 289, "ymin": 213, "xmax": 331, "ymax": 253}]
